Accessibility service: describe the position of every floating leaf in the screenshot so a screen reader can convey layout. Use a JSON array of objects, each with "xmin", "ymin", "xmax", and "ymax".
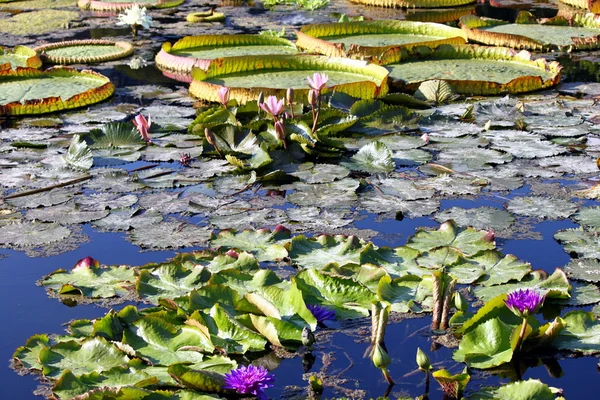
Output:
[
  {"xmin": 406, "ymin": 220, "xmax": 495, "ymax": 257},
  {"xmin": 453, "ymin": 317, "xmax": 519, "ymax": 369},
  {"xmin": 42, "ymin": 263, "xmax": 135, "ymax": 299},
  {"xmin": 554, "ymin": 227, "xmax": 600, "ymax": 259},
  {"xmin": 209, "ymin": 227, "xmax": 290, "ymax": 262},
  {"xmin": 0, "ymin": 221, "xmax": 71, "ymax": 247},
  {"xmin": 467, "ymin": 379, "xmax": 560, "ymax": 400},
  {"xmin": 554, "ymin": 310, "xmax": 600, "ymax": 355},
  {"xmin": 288, "ymin": 234, "xmax": 365, "ymax": 269},
  {"xmin": 39, "ymin": 337, "xmax": 129, "ymax": 378},
  {"xmin": 435, "ymin": 207, "xmax": 514, "ymax": 231},
  {"xmin": 507, "ymin": 196, "xmax": 577, "ymax": 219},
  {"xmin": 63, "ymin": 134, "xmax": 93, "ymax": 170},
  {"xmin": 341, "ymin": 141, "xmax": 395, "ymax": 173},
  {"xmin": 294, "ymin": 268, "xmax": 376, "ymax": 318}
]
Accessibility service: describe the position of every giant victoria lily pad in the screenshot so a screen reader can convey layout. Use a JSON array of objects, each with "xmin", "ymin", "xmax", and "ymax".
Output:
[
  {"xmin": 460, "ymin": 13, "xmax": 600, "ymax": 51},
  {"xmin": 0, "ymin": 46, "xmax": 42, "ymax": 70},
  {"xmin": 78, "ymin": 0, "xmax": 184, "ymax": 11},
  {"xmin": 35, "ymin": 40, "xmax": 134, "ymax": 65},
  {"xmin": 559, "ymin": 0, "xmax": 600, "ymax": 13},
  {"xmin": 0, "ymin": 67, "xmax": 114, "ymax": 115},
  {"xmin": 296, "ymin": 20, "xmax": 467, "ymax": 58},
  {"xmin": 382, "ymin": 44, "xmax": 561, "ymax": 95},
  {"xmin": 156, "ymin": 35, "xmax": 297, "ymax": 79},
  {"xmin": 190, "ymin": 55, "xmax": 389, "ymax": 104},
  {"xmin": 349, "ymin": 0, "xmax": 475, "ymax": 9}
]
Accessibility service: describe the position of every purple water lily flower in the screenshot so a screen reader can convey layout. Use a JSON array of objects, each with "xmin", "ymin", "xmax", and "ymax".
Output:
[
  {"xmin": 505, "ymin": 288, "xmax": 546, "ymax": 318},
  {"xmin": 223, "ymin": 365, "xmax": 275, "ymax": 400},
  {"xmin": 307, "ymin": 304, "xmax": 336, "ymax": 323}
]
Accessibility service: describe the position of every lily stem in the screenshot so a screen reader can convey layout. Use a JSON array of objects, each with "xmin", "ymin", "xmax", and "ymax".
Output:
[{"xmin": 515, "ymin": 317, "xmax": 528, "ymax": 352}]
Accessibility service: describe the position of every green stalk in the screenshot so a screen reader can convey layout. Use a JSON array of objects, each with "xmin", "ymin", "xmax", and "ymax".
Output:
[{"xmin": 515, "ymin": 317, "xmax": 528, "ymax": 352}]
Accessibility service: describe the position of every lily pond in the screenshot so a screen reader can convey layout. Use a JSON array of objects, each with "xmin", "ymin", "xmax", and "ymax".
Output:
[{"xmin": 4, "ymin": 0, "xmax": 600, "ymax": 398}]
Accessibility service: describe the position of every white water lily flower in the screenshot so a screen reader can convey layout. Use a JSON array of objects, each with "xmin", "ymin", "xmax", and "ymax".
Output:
[
  {"xmin": 117, "ymin": 5, "xmax": 153, "ymax": 29},
  {"xmin": 128, "ymin": 56, "xmax": 148, "ymax": 70}
]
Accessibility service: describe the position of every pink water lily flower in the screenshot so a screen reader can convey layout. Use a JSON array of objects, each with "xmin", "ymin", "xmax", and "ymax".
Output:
[
  {"xmin": 307, "ymin": 72, "xmax": 329, "ymax": 91},
  {"xmin": 217, "ymin": 86, "xmax": 230, "ymax": 107},
  {"xmin": 260, "ymin": 95, "xmax": 285, "ymax": 117},
  {"xmin": 133, "ymin": 113, "xmax": 152, "ymax": 143}
]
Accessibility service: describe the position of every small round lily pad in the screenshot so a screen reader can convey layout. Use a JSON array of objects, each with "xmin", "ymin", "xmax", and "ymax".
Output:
[
  {"xmin": 186, "ymin": 10, "xmax": 225, "ymax": 22},
  {"xmin": 34, "ymin": 40, "xmax": 134, "ymax": 65}
]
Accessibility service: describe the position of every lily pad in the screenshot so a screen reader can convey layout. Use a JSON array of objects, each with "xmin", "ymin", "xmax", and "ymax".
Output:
[
  {"xmin": 453, "ymin": 317, "xmax": 518, "ymax": 368},
  {"xmin": 41, "ymin": 263, "xmax": 135, "ymax": 299},
  {"xmin": 0, "ymin": 67, "xmax": 114, "ymax": 116},
  {"xmin": 554, "ymin": 310, "xmax": 600, "ymax": 354},
  {"xmin": 0, "ymin": 221, "xmax": 71, "ymax": 247},
  {"xmin": 35, "ymin": 40, "xmax": 135, "ymax": 65},
  {"xmin": 506, "ymin": 196, "xmax": 578, "ymax": 219},
  {"xmin": 435, "ymin": 207, "xmax": 514, "ymax": 231},
  {"xmin": 0, "ymin": 46, "xmax": 41, "ymax": 70},
  {"xmin": 467, "ymin": 379, "xmax": 560, "ymax": 400},
  {"xmin": 564, "ymin": 259, "xmax": 600, "ymax": 283},
  {"xmin": 190, "ymin": 55, "xmax": 390, "ymax": 104},
  {"xmin": 296, "ymin": 20, "xmax": 466, "ymax": 58},
  {"xmin": 156, "ymin": 35, "xmax": 297, "ymax": 77},
  {"xmin": 554, "ymin": 227, "xmax": 600, "ymax": 259},
  {"xmin": 78, "ymin": 0, "xmax": 185, "ymax": 11},
  {"xmin": 348, "ymin": 0, "xmax": 475, "ymax": 8},
  {"xmin": 384, "ymin": 44, "xmax": 561, "ymax": 95}
]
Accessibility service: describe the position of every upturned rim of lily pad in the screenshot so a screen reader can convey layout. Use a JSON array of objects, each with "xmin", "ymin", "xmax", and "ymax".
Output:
[
  {"xmin": 189, "ymin": 54, "xmax": 390, "ymax": 104},
  {"xmin": 296, "ymin": 20, "xmax": 467, "ymax": 59},
  {"xmin": 77, "ymin": 0, "xmax": 184, "ymax": 11},
  {"xmin": 459, "ymin": 11, "xmax": 600, "ymax": 51},
  {"xmin": 382, "ymin": 43, "xmax": 562, "ymax": 95},
  {"xmin": 155, "ymin": 35, "xmax": 297, "ymax": 78},
  {"xmin": 348, "ymin": 0, "xmax": 475, "ymax": 9}
]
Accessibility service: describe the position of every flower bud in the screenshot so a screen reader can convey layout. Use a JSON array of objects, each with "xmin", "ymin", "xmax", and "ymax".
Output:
[
  {"xmin": 483, "ymin": 229, "xmax": 495, "ymax": 242},
  {"xmin": 308, "ymin": 89, "xmax": 318, "ymax": 107},
  {"xmin": 421, "ymin": 133, "xmax": 429, "ymax": 144},
  {"xmin": 225, "ymin": 249, "xmax": 239, "ymax": 259},
  {"xmin": 302, "ymin": 326, "xmax": 315, "ymax": 347},
  {"xmin": 73, "ymin": 256, "xmax": 99, "ymax": 271},
  {"xmin": 275, "ymin": 120, "xmax": 286, "ymax": 141},
  {"xmin": 286, "ymin": 88, "xmax": 294, "ymax": 105},
  {"xmin": 204, "ymin": 128, "xmax": 216, "ymax": 147},
  {"xmin": 416, "ymin": 347, "xmax": 432, "ymax": 371},
  {"xmin": 372, "ymin": 343, "xmax": 390, "ymax": 369},
  {"xmin": 454, "ymin": 291, "xmax": 468, "ymax": 312}
]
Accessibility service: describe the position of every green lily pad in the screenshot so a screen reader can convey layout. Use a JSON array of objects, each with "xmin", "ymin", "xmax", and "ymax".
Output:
[
  {"xmin": 42, "ymin": 263, "xmax": 135, "ymax": 299},
  {"xmin": 564, "ymin": 259, "xmax": 600, "ymax": 283},
  {"xmin": 460, "ymin": 13, "xmax": 600, "ymax": 51},
  {"xmin": 0, "ymin": 67, "xmax": 114, "ymax": 116},
  {"xmin": 341, "ymin": 141, "xmax": 395, "ymax": 173},
  {"xmin": 384, "ymin": 44, "xmax": 561, "ymax": 95},
  {"xmin": 209, "ymin": 227, "xmax": 290, "ymax": 262},
  {"xmin": 507, "ymin": 196, "xmax": 577, "ymax": 219},
  {"xmin": 572, "ymin": 206, "xmax": 600, "ymax": 230},
  {"xmin": 296, "ymin": 20, "xmax": 466, "ymax": 58},
  {"xmin": 554, "ymin": 310, "xmax": 600, "ymax": 354},
  {"xmin": 554, "ymin": 227, "xmax": 600, "ymax": 259},
  {"xmin": 473, "ymin": 269, "xmax": 571, "ymax": 302},
  {"xmin": 467, "ymin": 379, "xmax": 560, "ymax": 400},
  {"xmin": 123, "ymin": 315, "xmax": 212, "ymax": 365},
  {"xmin": 0, "ymin": 221, "xmax": 71, "ymax": 247},
  {"xmin": 156, "ymin": 35, "xmax": 297, "ymax": 77},
  {"xmin": 35, "ymin": 40, "xmax": 135, "ymax": 65},
  {"xmin": 435, "ymin": 207, "xmax": 514, "ymax": 231},
  {"xmin": 288, "ymin": 234, "xmax": 365, "ymax": 269},
  {"xmin": 406, "ymin": 220, "xmax": 495, "ymax": 257},
  {"xmin": 294, "ymin": 268, "xmax": 376, "ymax": 318},
  {"xmin": 453, "ymin": 317, "xmax": 519, "ymax": 369},
  {"xmin": 39, "ymin": 337, "xmax": 129, "ymax": 378},
  {"xmin": 190, "ymin": 55, "xmax": 390, "ymax": 104}
]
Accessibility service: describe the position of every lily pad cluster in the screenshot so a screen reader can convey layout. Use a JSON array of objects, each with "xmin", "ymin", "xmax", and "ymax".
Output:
[{"xmin": 14, "ymin": 219, "xmax": 598, "ymax": 399}]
